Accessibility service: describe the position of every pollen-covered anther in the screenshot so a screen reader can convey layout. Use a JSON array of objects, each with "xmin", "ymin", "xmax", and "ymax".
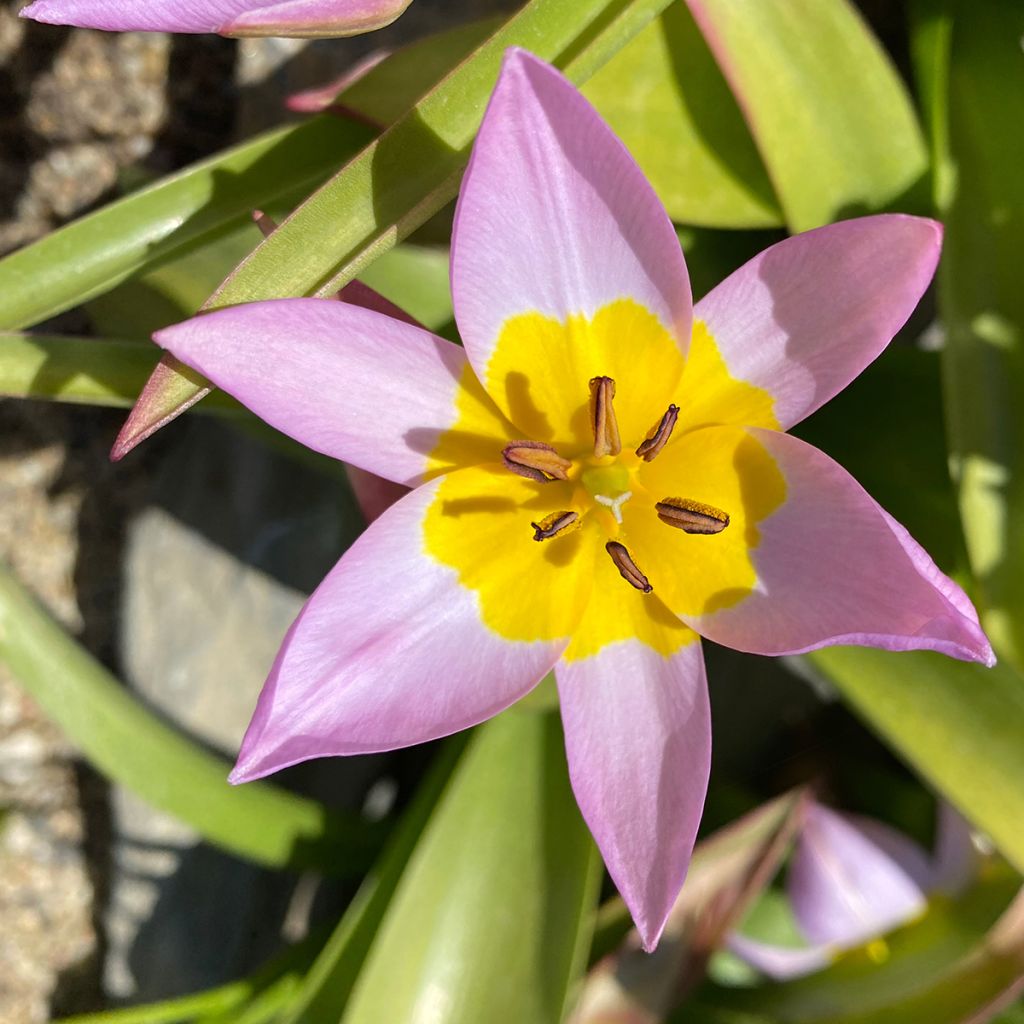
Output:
[
  {"xmin": 531, "ymin": 510, "xmax": 580, "ymax": 542},
  {"xmin": 589, "ymin": 376, "xmax": 621, "ymax": 458},
  {"xmin": 502, "ymin": 440, "xmax": 572, "ymax": 482},
  {"xmin": 605, "ymin": 540, "xmax": 652, "ymax": 593},
  {"xmin": 655, "ymin": 497, "xmax": 730, "ymax": 535},
  {"xmin": 635, "ymin": 404, "xmax": 679, "ymax": 462}
]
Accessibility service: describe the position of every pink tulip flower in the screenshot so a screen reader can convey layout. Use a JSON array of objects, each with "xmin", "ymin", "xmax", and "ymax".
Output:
[
  {"xmin": 20, "ymin": 0, "xmax": 412, "ymax": 37},
  {"xmin": 730, "ymin": 802, "xmax": 978, "ymax": 977},
  {"xmin": 151, "ymin": 49, "xmax": 993, "ymax": 950}
]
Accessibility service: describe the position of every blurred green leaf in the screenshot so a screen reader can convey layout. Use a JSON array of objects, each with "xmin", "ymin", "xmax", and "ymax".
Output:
[
  {"xmin": 341, "ymin": 708, "xmax": 601, "ymax": 1024},
  {"xmin": 0, "ymin": 116, "xmax": 374, "ymax": 332},
  {"xmin": 583, "ymin": 5, "xmax": 782, "ymax": 227},
  {"xmin": 805, "ymin": 647, "xmax": 1024, "ymax": 876},
  {"xmin": 113, "ymin": 0, "xmax": 679, "ymax": 456},
  {"xmin": 934, "ymin": 1, "xmax": 1024, "ymax": 670},
  {"xmin": 685, "ymin": 870, "xmax": 1024, "ymax": 1024},
  {"xmin": 684, "ymin": 0, "xmax": 928, "ymax": 231},
  {"xmin": 0, "ymin": 561, "xmax": 381, "ymax": 873}
]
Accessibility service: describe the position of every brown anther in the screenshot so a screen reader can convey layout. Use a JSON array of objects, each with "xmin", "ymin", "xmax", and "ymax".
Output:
[
  {"xmin": 605, "ymin": 541, "xmax": 652, "ymax": 593},
  {"xmin": 531, "ymin": 510, "xmax": 579, "ymax": 542},
  {"xmin": 655, "ymin": 497, "xmax": 730, "ymax": 534},
  {"xmin": 635, "ymin": 404, "xmax": 679, "ymax": 462},
  {"xmin": 589, "ymin": 376, "xmax": 622, "ymax": 458},
  {"xmin": 502, "ymin": 440, "xmax": 572, "ymax": 482}
]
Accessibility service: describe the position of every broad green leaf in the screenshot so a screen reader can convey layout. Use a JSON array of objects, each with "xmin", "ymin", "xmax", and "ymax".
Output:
[
  {"xmin": 935, "ymin": 2, "xmax": 1024, "ymax": 670},
  {"xmin": 805, "ymin": 647, "xmax": 1024, "ymax": 876},
  {"xmin": 341, "ymin": 709, "xmax": 601, "ymax": 1024},
  {"xmin": 114, "ymin": 0, "xmax": 679, "ymax": 456},
  {"xmin": 684, "ymin": 0, "xmax": 928, "ymax": 231},
  {"xmin": 0, "ymin": 116, "xmax": 374, "ymax": 332},
  {"xmin": 684, "ymin": 869, "xmax": 1024, "ymax": 1024},
  {"xmin": 0, "ymin": 561, "xmax": 382, "ymax": 873},
  {"xmin": 280, "ymin": 737, "xmax": 468, "ymax": 1024},
  {"xmin": 577, "ymin": 791, "xmax": 806, "ymax": 1022},
  {"xmin": 583, "ymin": 5, "xmax": 781, "ymax": 227}
]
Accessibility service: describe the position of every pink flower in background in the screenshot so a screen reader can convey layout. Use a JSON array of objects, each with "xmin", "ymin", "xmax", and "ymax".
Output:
[
  {"xmin": 20, "ymin": 0, "xmax": 412, "ymax": 37},
  {"xmin": 730, "ymin": 802, "xmax": 978, "ymax": 977},
  {"xmin": 151, "ymin": 49, "xmax": 993, "ymax": 949}
]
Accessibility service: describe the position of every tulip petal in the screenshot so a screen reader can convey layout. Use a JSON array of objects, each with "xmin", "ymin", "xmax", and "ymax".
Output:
[
  {"xmin": 789, "ymin": 804, "xmax": 929, "ymax": 948},
  {"xmin": 930, "ymin": 803, "xmax": 979, "ymax": 895},
  {"xmin": 155, "ymin": 298, "xmax": 515, "ymax": 487},
  {"xmin": 556, "ymin": 631, "xmax": 710, "ymax": 952},
  {"xmin": 21, "ymin": 0, "xmax": 410, "ymax": 36},
  {"xmin": 231, "ymin": 476, "xmax": 564, "ymax": 782},
  {"xmin": 727, "ymin": 934, "xmax": 831, "ymax": 981},
  {"xmin": 666, "ymin": 427, "xmax": 993, "ymax": 664},
  {"xmin": 451, "ymin": 49, "xmax": 692, "ymax": 443},
  {"xmin": 683, "ymin": 215, "xmax": 941, "ymax": 432}
]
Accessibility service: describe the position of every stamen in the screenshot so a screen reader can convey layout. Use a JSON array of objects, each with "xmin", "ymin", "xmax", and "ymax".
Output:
[
  {"xmin": 589, "ymin": 376, "xmax": 622, "ymax": 458},
  {"xmin": 656, "ymin": 497, "xmax": 730, "ymax": 534},
  {"xmin": 594, "ymin": 490, "xmax": 633, "ymax": 525},
  {"xmin": 605, "ymin": 541, "xmax": 652, "ymax": 593},
  {"xmin": 635, "ymin": 404, "xmax": 679, "ymax": 461},
  {"xmin": 502, "ymin": 440, "xmax": 572, "ymax": 482},
  {"xmin": 531, "ymin": 510, "xmax": 579, "ymax": 542}
]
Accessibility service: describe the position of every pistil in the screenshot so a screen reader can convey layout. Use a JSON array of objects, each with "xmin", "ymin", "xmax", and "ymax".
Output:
[
  {"xmin": 656, "ymin": 497, "xmax": 730, "ymax": 534},
  {"xmin": 635, "ymin": 404, "xmax": 679, "ymax": 461},
  {"xmin": 589, "ymin": 376, "xmax": 621, "ymax": 458},
  {"xmin": 605, "ymin": 541, "xmax": 652, "ymax": 593},
  {"xmin": 502, "ymin": 440, "xmax": 572, "ymax": 482},
  {"xmin": 531, "ymin": 510, "xmax": 579, "ymax": 541}
]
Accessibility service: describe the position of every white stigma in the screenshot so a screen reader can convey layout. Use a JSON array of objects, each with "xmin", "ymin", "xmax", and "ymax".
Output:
[{"xmin": 594, "ymin": 490, "xmax": 633, "ymax": 525}]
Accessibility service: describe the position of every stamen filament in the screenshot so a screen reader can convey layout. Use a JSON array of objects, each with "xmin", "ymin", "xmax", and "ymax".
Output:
[
  {"xmin": 635, "ymin": 404, "xmax": 679, "ymax": 462},
  {"xmin": 502, "ymin": 440, "xmax": 572, "ymax": 482},
  {"xmin": 605, "ymin": 540, "xmax": 652, "ymax": 593},
  {"xmin": 589, "ymin": 376, "xmax": 622, "ymax": 458},
  {"xmin": 531, "ymin": 510, "xmax": 579, "ymax": 541},
  {"xmin": 656, "ymin": 497, "xmax": 730, "ymax": 534}
]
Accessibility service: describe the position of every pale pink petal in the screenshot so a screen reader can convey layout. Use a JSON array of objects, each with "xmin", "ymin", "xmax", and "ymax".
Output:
[
  {"xmin": 231, "ymin": 477, "xmax": 563, "ymax": 782},
  {"xmin": 555, "ymin": 639, "xmax": 711, "ymax": 952},
  {"xmin": 155, "ymin": 298, "xmax": 512, "ymax": 487},
  {"xmin": 21, "ymin": 0, "xmax": 410, "ymax": 36},
  {"xmin": 687, "ymin": 216, "xmax": 941, "ymax": 431},
  {"xmin": 687, "ymin": 429, "xmax": 994, "ymax": 665},
  {"xmin": 789, "ymin": 804, "xmax": 928, "ymax": 948},
  {"xmin": 727, "ymin": 934, "xmax": 831, "ymax": 980},
  {"xmin": 451, "ymin": 48, "xmax": 691, "ymax": 395}
]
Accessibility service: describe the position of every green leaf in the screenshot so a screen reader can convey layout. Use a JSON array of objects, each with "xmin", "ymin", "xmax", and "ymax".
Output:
[
  {"xmin": 0, "ymin": 116, "xmax": 375, "ymax": 332},
  {"xmin": 684, "ymin": 0, "xmax": 928, "ymax": 231},
  {"xmin": 583, "ymin": 5, "xmax": 781, "ymax": 227},
  {"xmin": 0, "ymin": 561, "xmax": 382, "ymax": 873},
  {"xmin": 805, "ymin": 647, "xmax": 1024, "ymax": 876},
  {"xmin": 684, "ymin": 869, "xmax": 1024, "ymax": 1024},
  {"xmin": 113, "ymin": 0, "xmax": 679, "ymax": 456},
  {"xmin": 934, "ymin": 2, "xmax": 1024, "ymax": 670},
  {"xmin": 340, "ymin": 708, "xmax": 601, "ymax": 1024}
]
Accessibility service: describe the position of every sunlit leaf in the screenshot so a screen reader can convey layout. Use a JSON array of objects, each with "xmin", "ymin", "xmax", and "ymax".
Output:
[
  {"xmin": 341, "ymin": 708, "xmax": 601, "ymax": 1024},
  {"xmin": 0, "ymin": 562, "xmax": 381, "ymax": 873},
  {"xmin": 684, "ymin": 0, "xmax": 928, "ymax": 231},
  {"xmin": 933, "ymin": 1, "xmax": 1024, "ymax": 670}
]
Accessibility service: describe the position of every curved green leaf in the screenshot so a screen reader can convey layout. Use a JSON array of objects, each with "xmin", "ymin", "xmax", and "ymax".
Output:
[
  {"xmin": 0, "ymin": 116, "xmax": 374, "ymax": 332},
  {"xmin": 341, "ymin": 709, "xmax": 601, "ymax": 1024},
  {"xmin": 0, "ymin": 561, "xmax": 382, "ymax": 873},
  {"xmin": 684, "ymin": 0, "xmax": 928, "ymax": 231}
]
